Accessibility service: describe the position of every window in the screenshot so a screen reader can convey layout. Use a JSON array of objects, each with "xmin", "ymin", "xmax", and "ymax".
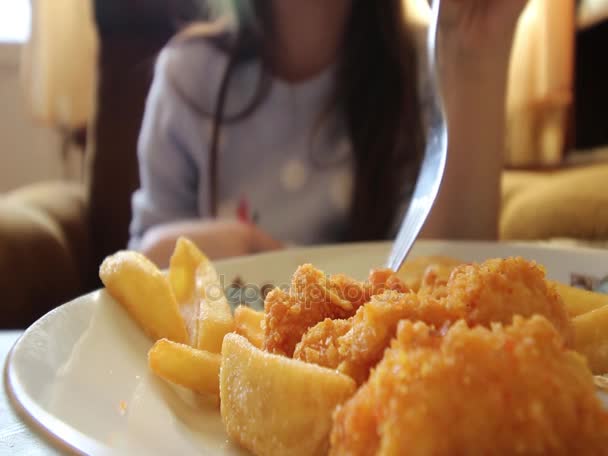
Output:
[{"xmin": 0, "ymin": 0, "xmax": 31, "ymax": 43}]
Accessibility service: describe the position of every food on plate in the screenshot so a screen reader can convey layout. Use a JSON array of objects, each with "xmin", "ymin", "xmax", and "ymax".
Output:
[
  {"xmin": 100, "ymin": 250, "xmax": 188, "ymax": 343},
  {"xmin": 148, "ymin": 338, "xmax": 221, "ymax": 395},
  {"xmin": 194, "ymin": 248, "xmax": 235, "ymax": 353},
  {"xmin": 98, "ymin": 239, "xmax": 608, "ymax": 455},
  {"xmin": 295, "ymin": 291, "xmax": 459, "ymax": 384},
  {"xmin": 573, "ymin": 305, "xmax": 608, "ymax": 374},
  {"xmin": 292, "ymin": 318, "xmax": 353, "ymax": 370},
  {"xmin": 100, "ymin": 239, "xmax": 234, "ymax": 353},
  {"xmin": 169, "ymin": 236, "xmax": 234, "ymax": 353},
  {"xmin": 330, "ymin": 316, "xmax": 608, "ymax": 455},
  {"xmin": 553, "ymin": 281, "xmax": 608, "ymax": 317},
  {"xmin": 396, "ymin": 254, "xmax": 462, "ymax": 291},
  {"xmin": 220, "ymin": 333, "xmax": 356, "ymax": 456},
  {"xmin": 263, "ymin": 264, "xmax": 408, "ymax": 356},
  {"xmin": 296, "ymin": 257, "xmax": 573, "ymax": 384},
  {"xmin": 234, "ymin": 305, "xmax": 264, "ymax": 349},
  {"xmin": 168, "ymin": 237, "xmax": 208, "ymax": 344},
  {"xmin": 445, "ymin": 257, "xmax": 574, "ymax": 345},
  {"xmin": 397, "ymin": 255, "xmax": 608, "ymax": 322},
  {"xmin": 168, "ymin": 237, "xmax": 206, "ymax": 304}
]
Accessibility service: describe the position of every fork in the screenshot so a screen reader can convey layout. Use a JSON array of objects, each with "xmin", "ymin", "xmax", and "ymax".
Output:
[{"xmin": 386, "ymin": 0, "xmax": 447, "ymax": 271}]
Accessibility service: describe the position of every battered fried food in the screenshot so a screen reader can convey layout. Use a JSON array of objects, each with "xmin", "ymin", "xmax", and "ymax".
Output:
[
  {"xmin": 292, "ymin": 318, "xmax": 353, "ymax": 370},
  {"xmin": 263, "ymin": 264, "xmax": 407, "ymax": 356},
  {"xmin": 447, "ymin": 257, "xmax": 574, "ymax": 345},
  {"xmin": 330, "ymin": 316, "xmax": 608, "ymax": 455},
  {"xmin": 396, "ymin": 255, "xmax": 463, "ymax": 291},
  {"xmin": 294, "ymin": 291, "xmax": 462, "ymax": 384},
  {"xmin": 416, "ymin": 262, "xmax": 453, "ymax": 299},
  {"xmin": 295, "ymin": 257, "xmax": 574, "ymax": 384}
]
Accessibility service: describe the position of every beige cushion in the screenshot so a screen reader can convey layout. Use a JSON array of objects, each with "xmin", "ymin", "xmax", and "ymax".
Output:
[
  {"xmin": 0, "ymin": 181, "xmax": 88, "ymax": 327},
  {"xmin": 501, "ymin": 164, "xmax": 608, "ymax": 240},
  {"xmin": 501, "ymin": 170, "xmax": 548, "ymax": 207},
  {"xmin": 7, "ymin": 181, "xmax": 87, "ymax": 256},
  {"xmin": 0, "ymin": 200, "xmax": 80, "ymax": 327}
]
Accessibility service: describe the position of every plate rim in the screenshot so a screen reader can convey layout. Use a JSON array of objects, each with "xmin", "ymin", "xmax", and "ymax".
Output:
[
  {"xmin": 4, "ymin": 297, "xmax": 110, "ymax": 456},
  {"xmin": 214, "ymin": 239, "xmax": 608, "ymax": 269},
  {"xmin": 4, "ymin": 239, "xmax": 608, "ymax": 454}
]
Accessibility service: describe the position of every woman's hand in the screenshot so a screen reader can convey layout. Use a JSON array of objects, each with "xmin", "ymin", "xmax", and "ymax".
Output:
[
  {"xmin": 438, "ymin": 0, "xmax": 528, "ymax": 62},
  {"xmin": 140, "ymin": 220, "xmax": 284, "ymax": 268},
  {"xmin": 432, "ymin": 0, "xmax": 530, "ymax": 119},
  {"xmin": 422, "ymin": 0, "xmax": 529, "ymax": 241}
]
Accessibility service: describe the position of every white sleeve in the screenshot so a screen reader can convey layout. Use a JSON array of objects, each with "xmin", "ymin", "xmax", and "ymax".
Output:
[{"xmin": 128, "ymin": 46, "xmax": 203, "ymax": 249}]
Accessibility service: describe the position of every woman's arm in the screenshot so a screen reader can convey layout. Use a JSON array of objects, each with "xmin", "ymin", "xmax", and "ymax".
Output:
[
  {"xmin": 421, "ymin": 0, "xmax": 528, "ymax": 239},
  {"xmin": 140, "ymin": 219, "xmax": 284, "ymax": 268}
]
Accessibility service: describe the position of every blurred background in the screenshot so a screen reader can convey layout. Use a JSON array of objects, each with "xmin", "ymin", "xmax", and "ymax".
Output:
[{"xmin": 0, "ymin": 0, "xmax": 607, "ymax": 328}]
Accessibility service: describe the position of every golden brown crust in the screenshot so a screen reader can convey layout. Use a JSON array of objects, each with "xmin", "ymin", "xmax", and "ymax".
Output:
[
  {"xmin": 263, "ymin": 264, "xmax": 408, "ymax": 356},
  {"xmin": 293, "ymin": 318, "xmax": 353, "ymax": 369},
  {"xmin": 295, "ymin": 291, "xmax": 462, "ymax": 384},
  {"xmin": 296, "ymin": 258, "xmax": 574, "ymax": 385},
  {"xmin": 395, "ymin": 255, "xmax": 463, "ymax": 292},
  {"xmin": 331, "ymin": 317, "xmax": 608, "ymax": 455},
  {"xmin": 447, "ymin": 257, "xmax": 575, "ymax": 346}
]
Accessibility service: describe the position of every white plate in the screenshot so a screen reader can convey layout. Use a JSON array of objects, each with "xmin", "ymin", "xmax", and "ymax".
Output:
[{"xmin": 5, "ymin": 240, "xmax": 608, "ymax": 455}]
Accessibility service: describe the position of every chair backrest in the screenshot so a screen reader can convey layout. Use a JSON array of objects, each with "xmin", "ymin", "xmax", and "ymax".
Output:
[{"xmin": 84, "ymin": 0, "xmax": 197, "ymax": 288}]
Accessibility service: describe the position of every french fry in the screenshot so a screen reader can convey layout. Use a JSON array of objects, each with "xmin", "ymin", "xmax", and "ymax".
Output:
[
  {"xmin": 169, "ymin": 237, "xmax": 207, "ymax": 304},
  {"xmin": 148, "ymin": 338, "xmax": 221, "ymax": 395},
  {"xmin": 573, "ymin": 305, "xmax": 608, "ymax": 375},
  {"xmin": 550, "ymin": 281, "xmax": 608, "ymax": 318},
  {"xmin": 234, "ymin": 306, "xmax": 264, "ymax": 349},
  {"xmin": 195, "ymin": 257, "xmax": 234, "ymax": 353},
  {"xmin": 100, "ymin": 251, "xmax": 188, "ymax": 343},
  {"xmin": 169, "ymin": 237, "xmax": 208, "ymax": 345},
  {"xmin": 220, "ymin": 334, "xmax": 357, "ymax": 456},
  {"xmin": 167, "ymin": 236, "xmax": 235, "ymax": 351}
]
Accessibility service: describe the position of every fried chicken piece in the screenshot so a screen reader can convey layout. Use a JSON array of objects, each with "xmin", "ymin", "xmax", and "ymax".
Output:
[
  {"xmin": 294, "ymin": 291, "xmax": 463, "ymax": 384},
  {"xmin": 331, "ymin": 316, "xmax": 608, "ymax": 455},
  {"xmin": 395, "ymin": 255, "xmax": 463, "ymax": 292},
  {"xmin": 263, "ymin": 264, "xmax": 407, "ymax": 356},
  {"xmin": 292, "ymin": 318, "xmax": 353, "ymax": 369},
  {"xmin": 416, "ymin": 263, "xmax": 453, "ymax": 299},
  {"xmin": 447, "ymin": 257, "xmax": 574, "ymax": 345},
  {"xmin": 336, "ymin": 292, "xmax": 461, "ymax": 384},
  {"xmin": 296, "ymin": 257, "xmax": 574, "ymax": 384}
]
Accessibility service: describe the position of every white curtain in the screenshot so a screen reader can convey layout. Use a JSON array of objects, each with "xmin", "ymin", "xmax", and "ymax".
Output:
[
  {"xmin": 506, "ymin": 0, "xmax": 575, "ymax": 167},
  {"xmin": 21, "ymin": 0, "xmax": 99, "ymax": 130}
]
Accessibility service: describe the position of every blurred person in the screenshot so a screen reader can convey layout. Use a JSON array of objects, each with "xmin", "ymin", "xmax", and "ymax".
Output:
[{"xmin": 130, "ymin": 0, "xmax": 528, "ymax": 267}]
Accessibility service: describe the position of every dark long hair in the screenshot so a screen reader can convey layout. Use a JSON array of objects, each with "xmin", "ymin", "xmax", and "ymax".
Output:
[{"xmin": 173, "ymin": 0, "xmax": 424, "ymax": 241}]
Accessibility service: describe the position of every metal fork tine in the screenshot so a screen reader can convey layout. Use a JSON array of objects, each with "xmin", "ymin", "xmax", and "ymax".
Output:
[{"xmin": 386, "ymin": 0, "xmax": 447, "ymax": 271}]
